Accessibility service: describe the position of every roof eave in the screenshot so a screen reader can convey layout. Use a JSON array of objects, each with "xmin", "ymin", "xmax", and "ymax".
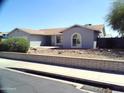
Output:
[
  {"xmin": 30, "ymin": 33, "xmax": 62, "ymax": 36},
  {"xmin": 94, "ymin": 30, "xmax": 101, "ymax": 33}
]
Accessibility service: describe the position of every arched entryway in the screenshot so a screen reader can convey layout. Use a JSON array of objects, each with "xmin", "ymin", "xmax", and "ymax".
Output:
[{"xmin": 71, "ymin": 33, "xmax": 82, "ymax": 48}]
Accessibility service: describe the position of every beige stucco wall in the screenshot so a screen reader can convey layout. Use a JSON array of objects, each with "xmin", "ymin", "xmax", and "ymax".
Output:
[{"xmin": 0, "ymin": 52, "xmax": 124, "ymax": 73}]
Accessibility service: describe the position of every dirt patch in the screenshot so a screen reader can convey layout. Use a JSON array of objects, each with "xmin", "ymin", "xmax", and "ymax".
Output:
[{"xmin": 28, "ymin": 48, "xmax": 124, "ymax": 60}]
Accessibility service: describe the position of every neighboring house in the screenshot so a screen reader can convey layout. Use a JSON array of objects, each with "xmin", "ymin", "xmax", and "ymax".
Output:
[
  {"xmin": 2, "ymin": 32, "xmax": 8, "ymax": 38},
  {"xmin": 8, "ymin": 24, "xmax": 106, "ymax": 48},
  {"xmin": 0, "ymin": 32, "xmax": 8, "ymax": 38}
]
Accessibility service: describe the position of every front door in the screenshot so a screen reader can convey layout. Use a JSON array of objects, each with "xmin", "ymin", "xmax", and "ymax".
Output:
[{"xmin": 45, "ymin": 36, "xmax": 51, "ymax": 46}]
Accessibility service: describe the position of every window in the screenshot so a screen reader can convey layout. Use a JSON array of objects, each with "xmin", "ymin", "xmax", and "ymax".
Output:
[
  {"xmin": 71, "ymin": 33, "xmax": 81, "ymax": 48},
  {"xmin": 72, "ymin": 34, "xmax": 81, "ymax": 46},
  {"xmin": 73, "ymin": 34, "xmax": 77, "ymax": 46},
  {"xmin": 56, "ymin": 35, "xmax": 62, "ymax": 43}
]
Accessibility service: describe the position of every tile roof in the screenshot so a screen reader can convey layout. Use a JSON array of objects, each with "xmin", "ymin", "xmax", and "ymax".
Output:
[
  {"xmin": 16, "ymin": 24, "xmax": 104, "ymax": 36},
  {"xmin": 20, "ymin": 28, "xmax": 66, "ymax": 35},
  {"xmin": 83, "ymin": 24, "xmax": 104, "ymax": 31}
]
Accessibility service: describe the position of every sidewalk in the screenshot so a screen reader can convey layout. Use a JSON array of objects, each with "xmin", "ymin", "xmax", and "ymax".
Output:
[{"xmin": 0, "ymin": 58, "xmax": 124, "ymax": 91}]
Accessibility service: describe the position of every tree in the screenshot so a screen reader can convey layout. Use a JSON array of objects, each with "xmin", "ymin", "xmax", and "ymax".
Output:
[{"xmin": 106, "ymin": 0, "xmax": 124, "ymax": 36}]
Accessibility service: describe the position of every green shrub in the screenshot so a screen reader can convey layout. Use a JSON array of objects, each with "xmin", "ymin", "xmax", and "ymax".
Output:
[{"xmin": 0, "ymin": 38, "xmax": 30, "ymax": 53}]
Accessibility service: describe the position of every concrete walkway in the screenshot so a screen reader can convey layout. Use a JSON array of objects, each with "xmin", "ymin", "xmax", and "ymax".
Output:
[{"xmin": 0, "ymin": 58, "xmax": 124, "ymax": 91}]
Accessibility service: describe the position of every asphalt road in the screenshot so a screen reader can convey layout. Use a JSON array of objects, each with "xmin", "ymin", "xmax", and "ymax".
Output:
[{"xmin": 0, "ymin": 58, "xmax": 124, "ymax": 93}]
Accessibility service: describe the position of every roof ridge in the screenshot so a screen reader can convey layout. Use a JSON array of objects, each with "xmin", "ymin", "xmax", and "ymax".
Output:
[
  {"xmin": 39, "ymin": 27, "xmax": 66, "ymax": 31},
  {"xmin": 10, "ymin": 24, "xmax": 104, "ymax": 36},
  {"xmin": 21, "ymin": 28, "xmax": 39, "ymax": 31}
]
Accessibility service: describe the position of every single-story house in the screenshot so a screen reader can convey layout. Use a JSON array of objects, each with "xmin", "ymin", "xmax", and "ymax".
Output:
[{"xmin": 8, "ymin": 24, "xmax": 106, "ymax": 48}]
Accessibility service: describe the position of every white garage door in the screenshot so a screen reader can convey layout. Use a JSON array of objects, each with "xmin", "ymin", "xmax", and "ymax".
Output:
[{"xmin": 29, "ymin": 35, "xmax": 43, "ymax": 48}]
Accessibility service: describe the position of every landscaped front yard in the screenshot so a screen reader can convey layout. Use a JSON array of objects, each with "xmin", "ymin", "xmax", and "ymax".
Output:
[{"xmin": 28, "ymin": 48, "xmax": 124, "ymax": 60}]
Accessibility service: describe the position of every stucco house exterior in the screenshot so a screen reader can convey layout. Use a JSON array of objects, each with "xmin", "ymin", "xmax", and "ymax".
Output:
[{"xmin": 8, "ymin": 24, "xmax": 105, "ymax": 48}]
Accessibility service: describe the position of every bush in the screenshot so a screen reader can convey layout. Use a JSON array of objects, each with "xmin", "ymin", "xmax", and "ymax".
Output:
[{"xmin": 0, "ymin": 38, "xmax": 30, "ymax": 53}]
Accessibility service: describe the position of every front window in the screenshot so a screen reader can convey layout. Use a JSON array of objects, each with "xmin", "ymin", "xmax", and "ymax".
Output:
[
  {"xmin": 72, "ymin": 34, "xmax": 81, "ymax": 46},
  {"xmin": 73, "ymin": 34, "xmax": 77, "ymax": 46}
]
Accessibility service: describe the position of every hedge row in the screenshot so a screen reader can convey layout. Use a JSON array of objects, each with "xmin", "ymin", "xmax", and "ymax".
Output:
[{"xmin": 0, "ymin": 38, "xmax": 30, "ymax": 53}]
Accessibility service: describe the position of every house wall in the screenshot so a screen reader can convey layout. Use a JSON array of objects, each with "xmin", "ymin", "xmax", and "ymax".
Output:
[
  {"xmin": 62, "ymin": 26, "xmax": 95, "ymax": 48},
  {"xmin": 51, "ymin": 35, "xmax": 63, "ymax": 46},
  {"xmin": 51, "ymin": 35, "xmax": 55, "ymax": 45},
  {"xmin": 94, "ymin": 32, "xmax": 99, "ymax": 41},
  {"xmin": 8, "ymin": 29, "xmax": 30, "ymax": 40},
  {"xmin": 8, "ymin": 29, "xmax": 45, "ymax": 47}
]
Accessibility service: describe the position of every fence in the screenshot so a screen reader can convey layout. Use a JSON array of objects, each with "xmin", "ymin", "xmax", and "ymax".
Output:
[{"xmin": 97, "ymin": 38, "xmax": 124, "ymax": 49}]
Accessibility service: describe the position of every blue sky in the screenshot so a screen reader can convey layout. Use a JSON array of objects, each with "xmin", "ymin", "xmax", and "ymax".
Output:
[{"xmin": 0, "ymin": 0, "xmax": 118, "ymax": 36}]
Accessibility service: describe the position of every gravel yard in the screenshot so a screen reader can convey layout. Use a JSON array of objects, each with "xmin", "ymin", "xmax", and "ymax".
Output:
[{"xmin": 28, "ymin": 48, "xmax": 124, "ymax": 60}]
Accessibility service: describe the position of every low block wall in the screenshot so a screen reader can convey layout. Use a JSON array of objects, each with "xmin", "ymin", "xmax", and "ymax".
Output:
[{"xmin": 0, "ymin": 52, "xmax": 124, "ymax": 73}]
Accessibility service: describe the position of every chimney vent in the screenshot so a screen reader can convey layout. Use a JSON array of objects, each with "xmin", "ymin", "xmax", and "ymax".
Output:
[{"xmin": 85, "ymin": 24, "xmax": 92, "ymax": 26}]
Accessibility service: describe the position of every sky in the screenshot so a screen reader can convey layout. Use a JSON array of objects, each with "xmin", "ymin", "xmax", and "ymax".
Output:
[{"xmin": 0, "ymin": 0, "xmax": 118, "ymax": 36}]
